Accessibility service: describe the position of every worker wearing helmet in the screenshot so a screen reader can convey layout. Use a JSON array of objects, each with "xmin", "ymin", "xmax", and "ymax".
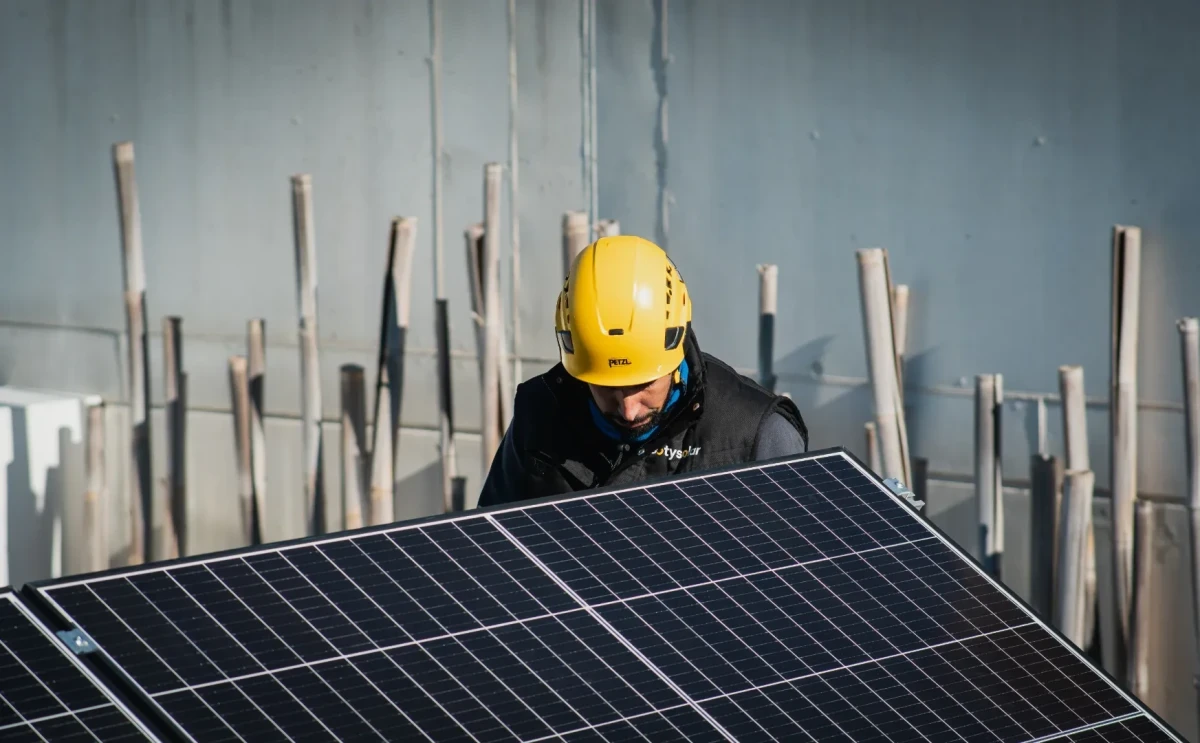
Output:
[{"xmin": 477, "ymin": 235, "xmax": 808, "ymax": 508}]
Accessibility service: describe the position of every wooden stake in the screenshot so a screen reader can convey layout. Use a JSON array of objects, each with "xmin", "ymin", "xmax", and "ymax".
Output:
[
  {"xmin": 113, "ymin": 141, "xmax": 152, "ymax": 566},
  {"xmin": 596, "ymin": 219, "xmax": 621, "ymax": 238},
  {"xmin": 563, "ymin": 211, "xmax": 589, "ymax": 278},
  {"xmin": 1128, "ymin": 499, "xmax": 1156, "ymax": 698},
  {"xmin": 757, "ymin": 264, "xmax": 777, "ymax": 392},
  {"xmin": 162, "ymin": 316, "xmax": 185, "ymax": 559},
  {"xmin": 1110, "ymin": 224, "xmax": 1141, "ymax": 674},
  {"xmin": 291, "ymin": 174, "xmax": 325, "ymax": 536},
  {"xmin": 482, "ymin": 164, "xmax": 505, "ymax": 471},
  {"xmin": 1057, "ymin": 469, "xmax": 1095, "ymax": 647},
  {"xmin": 856, "ymin": 248, "xmax": 911, "ymax": 484},
  {"xmin": 228, "ymin": 356, "xmax": 255, "ymax": 545},
  {"xmin": 369, "ymin": 217, "xmax": 416, "ymax": 526},
  {"xmin": 340, "ymin": 365, "xmax": 368, "ymax": 531},
  {"xmin": 975, "ymin": 374, "xmax": 1004, "ymax": 578},
  {"xmin": 1030, "ymin": 454, "xmax": 1063, "ymax": 620},
  {"xmin": 435, "ymin": 298, "xmax": 458, "ymax": 513},
  {"xmin": 83, "ymin": 401, "xmax": 108, "ymax": 574},
  {"xmin": 247, "ymin": 319, "xmax": 267, "ymax": 546},
  {"xmin": 1180, "ymin": 317, "xmax": 1200, "ymax": 719}
]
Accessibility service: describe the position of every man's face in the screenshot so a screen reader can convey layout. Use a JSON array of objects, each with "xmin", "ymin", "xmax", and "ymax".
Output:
[{"xmin": 588, "ymin": 373, "xmax": 673, "ymax": 438}]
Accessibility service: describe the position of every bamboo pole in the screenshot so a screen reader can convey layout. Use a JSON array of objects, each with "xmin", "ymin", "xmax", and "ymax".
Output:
[
  {"xmin": 435, "ymin": 298, "xmax": 458, "ymax": 513},
  {"xmin": 1110, "ymin": 224, "xmax": 1141, "ymax": 675},
  {"xmin": 1128, "ymin": 499, "xmax": 1156, "ymax": 699},
  {"xmin": 757, "ymin": 264, "xmax": 777, "ymax": 393},
  {"xmin": 228, "ymin": 356, "xmax": 254, "ymax": 545},
  {"xmin": 865, "ymin": 422, "xmax": 881, "ymax": 474},
  {"xmin": 1181, "ymin": 317, "xmax": 1200, "ymax": 721},
  {"xmin": 340, "ymin": 365, "xmax": 368, "ymax": 531},
  {"xmin": 1030, "ymin": 454, "xmax": 1063, "ymax": 620},
  {"xmin": 596, "ymin": 219, "xmax": 621, "ymax": 238},
  {"xmin": 856, "ymin": 248, "xmax": 911, "ymax": 484},
  {"xmin": 83, "ymin": 401, "xmax": 108, "ymax": 574},
  {"xmin": 162, "ymin": 316, "xmax": 185, "ymax": 559},
  {"xmin": 975, "ymin": 374, "xmax": 1004, "ymax": 578},
  {"xmin": 112, "ymin": 141, "xmax": 152, "ymax": 566},
  {"xmin": 247, "ymin": 319, "xmax": 266, "ymax": 546},
  {"xmin": 1059, "ymin": 364, "xmax": 1099, "ymax": 655},
  {"xmin": 482, "ymin": 164, "xmax": 505, "ymax": 471},
  {"xmin": 892, "ymin": 283, "xmax": 910, "ymax": 379},
  {"xmin": 1057, "ymin": 469, "xmax": 1096, "ymax": 648},
  {"xmin": 369, "ymin": 217, "xmax": 416, "ymax": 526},
  {"xmin": 563, "ymin": 211, "xmax": 589, "ymax": 277},
  {"xmin": 465, "ymin": 224, "xmax": 487, "ymax": 381},
  {"xmin": 291, "ymin": 174, "xmax": 325, "ymax": 536}
]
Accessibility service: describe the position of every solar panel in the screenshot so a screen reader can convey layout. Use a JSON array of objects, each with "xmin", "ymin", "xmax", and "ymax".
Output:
[
  {"xmin": 25, "ymin": 449, "xmax": 1183, "ymax": 742},
  {"xmin": 0, "ymin": 588, "xmax": 160, "ymax": 741}
]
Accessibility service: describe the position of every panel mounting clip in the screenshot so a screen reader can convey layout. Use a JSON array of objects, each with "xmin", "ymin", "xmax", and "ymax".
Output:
[
  {"xmin": 57, "ymin": 628, "xmax": 98, "ymax": 655},
  {"xmin": 883, "ymin": 478, "xmax": 925, "ymax": 511}
]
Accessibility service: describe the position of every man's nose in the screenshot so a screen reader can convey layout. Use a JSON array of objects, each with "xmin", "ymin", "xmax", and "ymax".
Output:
[{"xmin": 619, "ymin": 396, "xmax": 643, "ymax": 421}]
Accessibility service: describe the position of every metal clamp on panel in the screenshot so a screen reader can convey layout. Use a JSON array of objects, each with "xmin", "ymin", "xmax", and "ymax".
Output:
[
  {"xmin": 883, "ymin": 478, "xmax": 925, "ymax": 511},
  {"xmin": 57, "ymin": 628, "xmax": 98, "ymax": 655}
]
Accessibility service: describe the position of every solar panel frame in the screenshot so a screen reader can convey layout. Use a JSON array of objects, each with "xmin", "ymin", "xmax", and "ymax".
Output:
[
  {"xmin": 20, "ymin": 446, "xmax": 1186, "ymax": 742},
  {"xmin": 0, "ymin": 586, "xmax": 166, "ymax": 741}
]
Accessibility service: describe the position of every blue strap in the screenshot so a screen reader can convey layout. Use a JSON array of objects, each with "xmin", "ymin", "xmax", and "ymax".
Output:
[{"xmin": 589, "ymin": 359, "xmax": 689, "ymax": 443}]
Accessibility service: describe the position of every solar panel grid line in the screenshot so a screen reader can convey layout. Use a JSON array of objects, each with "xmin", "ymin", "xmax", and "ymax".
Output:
[
  {"xmin": 1023, "ymin": 713, "xmax": 1147, "ymax": 742},
  {"xmin": 184, "ymin": 556, "xmax": 415, "ymax": 741},
  {"xmin": 643, "ymin": 464, "xmax": 1024, "ymax": 741},
  {"xmin": 486, "ymin": 514, "xmax": 739, "ymax": 741},
  {"xmin": 0, "ymin": 591, "xmax": 162, "ymax": 741}
]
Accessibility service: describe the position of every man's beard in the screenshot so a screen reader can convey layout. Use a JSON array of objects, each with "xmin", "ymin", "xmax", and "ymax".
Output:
[{"xmin": 605, "ymin": 408, "xmax": 663, "ymax": 439}]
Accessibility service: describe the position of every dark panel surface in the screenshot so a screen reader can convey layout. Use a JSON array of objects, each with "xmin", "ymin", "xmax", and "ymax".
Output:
[
  {"xmin": 0, "ymin": 590, "xmax": 157, "ymax": 741},
  {"xmin": 31, "ymin": 451, "xmax": 1182, "ymax": 742}
]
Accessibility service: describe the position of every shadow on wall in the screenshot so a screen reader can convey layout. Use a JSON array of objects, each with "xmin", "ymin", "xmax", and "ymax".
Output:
[
  {"xmin": 395, "ymin": 458, "xmax": 455, "ymax": 522},
  {"xmin": 2, "ymin": 413, "xmax": 79, "ymax": 587}
]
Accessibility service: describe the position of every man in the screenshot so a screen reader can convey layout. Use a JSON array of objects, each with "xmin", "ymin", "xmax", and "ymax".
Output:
[{"xmin": 477, "ymin": 235, "xmax": 808, "ymax": 508}]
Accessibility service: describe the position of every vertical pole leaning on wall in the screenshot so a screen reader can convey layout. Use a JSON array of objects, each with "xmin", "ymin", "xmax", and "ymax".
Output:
[
  {"xmin": 1059, "ymin": 365, "xmax": 1099, "ymax": 657},
  {"xmin": 1179, "ymin": 317, "xmax": 1200, "ymax": 719},
  {"xmin": 1057, "ymin": 469, "xmax": 1096, "ymax": 648},
  {"xmin": 369, "ymin": 217, "xmax": 416, "ymax": 526},
  {"xmin": 340, "ymin": 365, "xmax": 368, "ymax": 532},
  {"xmin": 482, "ymin": 164, "xmax": 505, "ymax": 472},
  {"xmin": 83, "ymin": 401, "xmax": 109, "ymax": 574},
  {"xmin": 112, "ymin": 141, "xmax": 152, "ymax": 567},
  {"xmin": 975, "ymin": 374, "xmax": 1004, "ymax": 579},
  {"xmin": 1029, "ymin": 453, "xmax": 1062, "ymax": 620},
  {"xmin": 563, "ymin": 211, "xmax": 589, "ymax": 278},
  {"xmin": 162, "ymin": 316, "xmax": 185, "ymax": 559},
  {"xmin": 430, "ymin": 0, "xmax": 457, "ymax": 512},
  {"xmin": 1110, "ymin": 224, "xmax": 1141, "ymax": 683},
  {"xmin": 864, "ymin": 422, "xmax": 881, "ymax": 474},
  {"xmin": 507, "ymin": 0, "xmax": 522, "ymax": 392},
  {"xmin": 228, "ymin": 356, "xmax": 254, "ymax": 546},
  {"xmin": 291, "ymin": 174, "xmax": 325, "ymax": 537},
  {"xmin": 757, "ymin": 265, "xmax": 778, "ymax": 393},
  {"xmin": 1128, "ymin": 499, "xmax": 1157, "ymax": 701},
  {"xmin": 855, "ymin": 248, "xmax": 911, "ymax": 485},
  {"xmin": 891, "ymin": 284, "xmax": 910, "ymax": 389},
  {"xmin": 246, "ymin": 319, "xmax": 267, "ymax": 546}
]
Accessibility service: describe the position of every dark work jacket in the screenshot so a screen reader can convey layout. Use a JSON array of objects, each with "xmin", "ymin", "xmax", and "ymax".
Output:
[{"xmin": 477, "ymin": 328, "xmax": 808, "ymax": 508}]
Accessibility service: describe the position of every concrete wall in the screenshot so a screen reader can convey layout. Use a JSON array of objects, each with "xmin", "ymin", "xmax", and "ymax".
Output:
[{"xmin": 3, "ymin": 0, "xmax": 1200, "ymax": 737}]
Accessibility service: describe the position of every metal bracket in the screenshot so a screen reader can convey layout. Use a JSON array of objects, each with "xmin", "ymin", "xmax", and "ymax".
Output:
[
  {"xmin": 884, "ymin": 478, "xmax": 925, "ymax": 511},
  {"xmin": 57, "ymin": 628, "xmax": 97, "ymax": 655}
]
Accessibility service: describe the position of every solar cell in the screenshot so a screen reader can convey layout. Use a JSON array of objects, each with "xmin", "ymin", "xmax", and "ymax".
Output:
[
  {"xmin": 26, "ymin": 449, "xmax": 1183, "ymax": 742},
  {"xmin": 0, "ymin": 588, "xmax": 160, "ymax": 741}
]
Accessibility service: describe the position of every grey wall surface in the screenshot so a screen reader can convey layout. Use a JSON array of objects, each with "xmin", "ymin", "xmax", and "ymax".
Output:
[{"xmin": 4, "ymin": 0, "xmax": 1200, "ymax": 737}]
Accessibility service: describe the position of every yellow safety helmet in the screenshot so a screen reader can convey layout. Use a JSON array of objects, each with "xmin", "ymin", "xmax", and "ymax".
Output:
[{"xmin": 555, "ymin": 235, "xmax": 692, "ymax": 386}]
